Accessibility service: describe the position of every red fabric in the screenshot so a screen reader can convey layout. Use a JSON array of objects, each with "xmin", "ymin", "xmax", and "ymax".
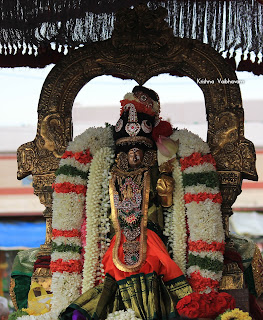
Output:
[
  {"xmin": 33, "ymin": 255, "xmax": 51, "ymax": 271},
  {"xmin": 224, "ymin": 249, "xmax": 244, "ymax": 271},
  {"xmin": 249, "ymin": 293, "xmax": 263, "ymax": 320},
  {"xmin": 103, "ymin": 229, "xmax": 183, "ymax": 282}
]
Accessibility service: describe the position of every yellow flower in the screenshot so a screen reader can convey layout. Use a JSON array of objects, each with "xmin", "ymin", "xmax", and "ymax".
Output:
[{"xmin": 221, "ymin": 308, "xmax": 252, "ymax": 320}]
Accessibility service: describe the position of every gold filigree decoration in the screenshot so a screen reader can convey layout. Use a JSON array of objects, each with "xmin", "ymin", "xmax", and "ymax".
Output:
[
  {"xmin": 141, "ymin": 150, "xmax": 157, "ymax": 167},
  {"xmin": 109, "ymin": 170, "xmax": 150, "ymax": 272},
  {"xmin": 38, "ymin": 114, "xmax": 67, "ymax": 158},
  {"xmin": 166, "ymin": 280, "xmax": 193, "ymax": 299},
  {"xmin": 112, "ymin": 5, "xmax": 174, "ymax": 51},
  {"xmin": 220, "ymin": 262, "xmax": 244, "ymax": 290},
  {"xmin": 217, "ymin": 171, "xmax": 242, "ymax": 222},
  {"xmin": 116, "ymin": 152, "xmax": 129, "ymax": 171},
  {"xmin": 251, "ymin": 245, "xmax": 263, "ymax": 297},
  {"xmin": 9, "ymin": 278, "xmax": 18, "ymax": 311},
  {"xmin": 17, "ymin": 142, "xmax": 36, "ymax": 179}
]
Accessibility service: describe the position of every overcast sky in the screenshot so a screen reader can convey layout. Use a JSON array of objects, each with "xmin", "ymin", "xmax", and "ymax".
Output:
[{"xmin": 0, "ymin": 66, "xmax": 263, "ymax": 127}]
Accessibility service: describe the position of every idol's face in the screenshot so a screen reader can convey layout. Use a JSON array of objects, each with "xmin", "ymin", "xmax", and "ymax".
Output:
[{"xmin": 127, "ymin": 148, "xmax": 144, "ymax": 168}]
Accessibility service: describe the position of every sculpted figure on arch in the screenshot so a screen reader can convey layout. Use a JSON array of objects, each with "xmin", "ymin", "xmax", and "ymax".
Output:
[{"xmin": 50, "ymin": 86, "xmax": 236, "ymax": 319}]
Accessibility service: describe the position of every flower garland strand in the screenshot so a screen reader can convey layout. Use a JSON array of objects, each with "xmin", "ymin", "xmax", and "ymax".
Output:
[
  {"xmin": 51, "ymin": 126, "xmax": 114, "ymax": 315},
  {"xmin": 169, "ymin": 129, "xmax": 225, "ymax": 293},
  {"xmin": 82, "ymin": 147, "xmax": 114, "ymax": 292},
  {"xmin": 15, "ymin": 126, "xmax": 114, "ymax": 320},
  {"xmin": 50, "ymin": 153, "xmax": 90, "ymax": 313},
  {"xmin": 106, "ymin": 309, "xmax": 142, "ymax": 320},
  {"xmin": 160, "ymin": 129, "xmax": 235, "ymax": 318},
  {"xmin": 163, "ymin": 157, "xmax": 187, "ymax": 273}
]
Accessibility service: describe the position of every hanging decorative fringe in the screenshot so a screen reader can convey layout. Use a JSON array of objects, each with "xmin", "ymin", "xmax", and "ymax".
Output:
[
  {"xmin": 237, "ymin": 53, "xmax": 263, "ymax": 76},
  {"xmin": 0, "ymin": 0, "xmax": 262, "ymax": 70},
  {"xmin": 224, "ymin": 51, "xmax": 237, "ymax": 71},
  {"xmin": 0, "ymin": 44, "xmax": 65, "ymax": 68},
  {"xmin": 252, "ymin": 58, "xmax": 263, "ymax": 76}
]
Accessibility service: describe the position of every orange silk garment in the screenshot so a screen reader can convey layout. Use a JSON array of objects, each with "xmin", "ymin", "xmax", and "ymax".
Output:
[{"xmin": 102, "ymin": 229, "xmax": 183, "ymax": 282}]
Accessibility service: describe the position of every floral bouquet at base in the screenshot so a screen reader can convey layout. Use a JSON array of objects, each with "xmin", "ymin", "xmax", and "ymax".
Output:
[
  {"xmin": 215, "ymin": 308, "xmax": 252, "ymax": 320},
  {"xmin": 176, "ymin": 291, "xmax": 235, "ymax": 319}
]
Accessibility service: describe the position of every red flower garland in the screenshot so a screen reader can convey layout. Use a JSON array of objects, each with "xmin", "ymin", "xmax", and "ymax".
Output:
[
  {"xmin": 53, "ymin": 182, "xmax": 87, "ymax": 195},
  {"xmin": 52, "ymin": 228, "xmax": 81, "ymax": 238},
  {"xmin": 180, "ymin": 152, "xmax": 217, "ymax": 171},
  {"xmin": 188, "ymin": 271, "xmax": 219, "ymax": 292},
  {"xmin": 177, "ymin": 291, "xmax": 235, "ymax": 318},
  {"xmin": 62, "ymin": 149, "xmax": 93, "ymax": 164},
  {"xmin": 50, "ymin": 259, "xmax": 83, "ymax": 273},
  {"xmin": 152, "ymin": 120, "xmax": 173, "ymax": 141},
  {"xmin": 184, "ymin": 192, "xmax": 222, "ymax": 204},
  {"xmin": 188, "ymin": 240, "xmax": 225, "ymax": 254}
]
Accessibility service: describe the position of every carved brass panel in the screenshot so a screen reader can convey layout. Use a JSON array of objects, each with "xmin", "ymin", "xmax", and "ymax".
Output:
[
  {"xmin": 16, "ymin": 5, "xmax": 257, "ymax": 284},
  {"xmin": 220, "ymin": 263, "xmax": 245, "ymax": 290}
]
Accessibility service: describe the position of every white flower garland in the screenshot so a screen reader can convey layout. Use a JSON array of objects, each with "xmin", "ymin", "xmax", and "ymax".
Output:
[
  {"xmin": 164, "ymin": 158, "xmax": 187, "ymax": 273},
  {"xmin": 52, "ymin": 192, "xmax": 86, "ymax": 230},
  {"xmin": 106, "ymin": 309, "xmax": 142, "ymax": 320},
  {"xmin": 173, "ymin": 128, "xmax": 210, "ymax": 158},
  {"xmin": 67, "ymin": 126, "xmax": 114, "ymax": 155},
  {"xmin": 161, "ymin": 129, "xmax": 225, "ymax": 294},
  {"xmin": 82, "ymin": 147, "xmax": 114, "ymax": 292}
]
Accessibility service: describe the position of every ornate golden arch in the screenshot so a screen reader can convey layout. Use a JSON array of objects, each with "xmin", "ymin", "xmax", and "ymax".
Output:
[{"xmin": 17, "ymin": 5, "xmax": 257, "ymax": 258}]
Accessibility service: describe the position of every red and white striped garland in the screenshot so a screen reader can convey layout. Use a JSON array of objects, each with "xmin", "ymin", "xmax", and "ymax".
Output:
[
  {"xmin": 162, "ymin": 129, "xmax": 225, "ymax": 294},
  {"xmin": 50, "ymin": 126, "xmax": 114, "ymax": 316}
]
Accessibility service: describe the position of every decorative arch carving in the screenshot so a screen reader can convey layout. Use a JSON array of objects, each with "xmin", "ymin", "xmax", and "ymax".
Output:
[{"xmin": 17, "ymin": 4, "xmax": 257, "ymax": 257}]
